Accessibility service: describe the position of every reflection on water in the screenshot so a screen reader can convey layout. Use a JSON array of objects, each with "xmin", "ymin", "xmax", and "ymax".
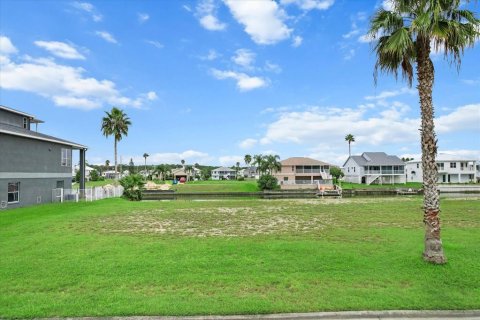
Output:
[{"xmin": 440, "ymin": 193, "xmax": 480, "ymax": 199}]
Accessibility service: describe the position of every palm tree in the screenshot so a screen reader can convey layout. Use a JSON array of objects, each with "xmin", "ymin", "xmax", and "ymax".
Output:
[
  {"xmin": 368, "ymin": 0, "xmax": 479, "ymax": 264},
  {"xmin": 104, "ymin": 159, "xmax": 110, "ymax": 173},
  {"xmin": 236, "ymin": 161, "xmax": 241, "ymax": 179},
  {"xmin": 101, "ymin": 107, "xmax": 131, "ymax": 179},
  {"xmin": 252, "ymin": 154, "xmax": 265, "ymax": 175},
  {"xmin": 143, "ymin": 153, "xmax": 149, "ymax": 179},
  {"xmin": 265, "ymin": 154, "xmax": 281, "ymax": 174},
  {"xmin": 345, "ymin": 134, "xmax": 355, "ymax": 156},
  {"xmin": 244, "ymin": 154, "xmax": 252, "ymax": 167}
]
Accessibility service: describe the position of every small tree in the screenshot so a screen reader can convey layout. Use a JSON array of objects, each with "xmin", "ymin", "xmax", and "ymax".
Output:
[
  {"xmin": 330, "ymin": 166, "xmax": 344, "ymax": 184},
  {"xmin": 119, "ymin": 174, "xmax": 145, "ymax": 201},
  {"xmin": 128, "ymin": 158, "xmax": 136, "ymax": 175},
  {"xmin": 90, "ymin": 169, "xmax": 100, "ymax": 181},
  {"xmin": 258, "ymin": 174, "xmax": 279, "ymax": 191}
]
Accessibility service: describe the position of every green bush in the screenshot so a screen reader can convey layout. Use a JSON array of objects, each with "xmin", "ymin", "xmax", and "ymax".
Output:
[
  {"xmin": 237, "ymin": 176, "xmax": 245, "ymax": 181},
  {"xmin": 90, "ymin": 169, "xmax": 100, "ymax": 181},
  {"xmin": 119, "ymin": 174, "xmax": 145, "ymax": 201},
  {"xmin": 257, "ymin": 174, "xmax": 279, "ymax": 191}
]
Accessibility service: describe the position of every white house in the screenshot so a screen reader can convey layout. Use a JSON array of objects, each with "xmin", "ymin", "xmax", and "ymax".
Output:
[
  {"xmin": 406, "ymin": 154, "xmax": 477, "ymax": 183},
  {"xmin": 342, "ymin": 152, "xmax": 406, "ymax": 185},
  {"xmin": 211, "ymin": 167, "xmax": 237, "ymax": 180}
]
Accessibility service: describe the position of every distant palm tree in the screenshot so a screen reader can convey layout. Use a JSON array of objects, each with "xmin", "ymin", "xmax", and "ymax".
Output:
[
  {"xmin": 101, "ymin": 107, "xmax": 131, "ymax": 179},
  {"xmin": 368, "ymin": 0, "xmax": 479, "ymax": 264},
  {"xmin": 143, "ymin": 153, "xmax": 149, "ymax": 179},
  {"xmin": 236, "ymin": 161, "xmax": 240, "ymax": 179},
  {"xmin": 252, "ymin": 154, "xmax": 265, "ymax": 175},
  {"xmin": 244, "ymin": 154, "xmax": 252, "ymax": 166},
  {"xmin": 345, "ymin": 134, "xmax": 355, "ymax": 157},
  {"xmin": 265, "ymin": 154, "xmax": 281, "ymax": 174},
  {"xmin": 104, "ymin": 159, "xmax": 110, "ymax": 173},
  {"xmin": 181, "ymin": 159, "xmax": 185, "ymax": 168}
]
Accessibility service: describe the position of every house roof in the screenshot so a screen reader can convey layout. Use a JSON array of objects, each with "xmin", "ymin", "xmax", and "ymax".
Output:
[
  {"xmin": 212, "ymin": 166, "xmax": 236, "ymax": 172},
  {"xmin": 0, "ymin": 122, "xmax": 87, "ymax": 150},
  {"xmin": 345, "ymin": 152, "xmax": 404, "ymax": 167},
  {"xmin": 281, "ymin": 157, "xmax": 331, "ymax": 166},
  {"xmin": 0, "ymin": 105, "xmax": 44, "ymax": 123}
]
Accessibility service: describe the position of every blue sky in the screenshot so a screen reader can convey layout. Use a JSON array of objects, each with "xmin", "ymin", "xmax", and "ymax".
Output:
[{"xmin": 1, "ymin": 0, "xmax": 479, "ymax": 167}]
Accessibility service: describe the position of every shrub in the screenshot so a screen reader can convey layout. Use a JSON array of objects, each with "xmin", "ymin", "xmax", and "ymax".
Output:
[
  {"xmin": 237, "ymin": 176, "xmax": 245, "ymax": 181},
  {"xmin": 258, "ymin": 174, "xmax": 279, "ymax": 191},
  {"xmin": 119, "ymin": 174, "xmax": 145, "ymax": 201},
  {"xmin": 90, "ymin": 169, "xmax": 100, "ymax": 181}
]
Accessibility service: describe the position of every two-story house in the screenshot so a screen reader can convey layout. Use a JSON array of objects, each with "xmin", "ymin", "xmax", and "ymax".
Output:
[
  {"xmin": 342, "ymin": 152, "xmax": 406, "ymax": 185},
  {"xmin": 0, "ymin": 105, "xmax": 87, "ymax": 209},
  {"xmin": 275, "ymin": 157, "xmax": 333, "ymax": 189},
  {"xmin": 406, "ymin": 154, "xmax": 477, "ymax": 183},
  {"xmin": 211, "ymin": 167, "xmax": 237, "ymax": 180}
]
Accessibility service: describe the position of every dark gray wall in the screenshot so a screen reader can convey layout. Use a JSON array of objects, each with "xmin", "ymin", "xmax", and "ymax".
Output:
[
  {"xmin": 0, "ymin": 134, "xmax": 71, "ymax": 173},
  {"xmin": 0, "ymin": 109, "xmax": 29, "ymax": 129},
  {"xmin": 0, "ymin": 134, "xmax": 73, "ymax": 209},
  {"xmin": 0, "ymin": 178, "xmax": 72, "ymax": 209}
]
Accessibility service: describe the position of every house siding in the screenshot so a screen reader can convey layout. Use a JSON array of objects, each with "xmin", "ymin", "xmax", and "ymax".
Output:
[
  {"xmin": 0, "ymin": 109, "xmax": 28, "ymax": 129},
  {"xmin": 0, "ymin": 134, "xmax": 73, "ymax": 209}
]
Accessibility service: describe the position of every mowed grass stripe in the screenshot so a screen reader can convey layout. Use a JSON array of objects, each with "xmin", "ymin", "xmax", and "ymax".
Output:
[{"xmin": 0, "ymin": 198, "xmax": 479, "ymax": 317}]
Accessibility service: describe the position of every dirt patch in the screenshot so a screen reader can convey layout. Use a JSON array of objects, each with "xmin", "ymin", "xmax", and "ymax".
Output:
[{"xmin": 89, "ymin": 206, "xmax": 333, "ymax": 237}]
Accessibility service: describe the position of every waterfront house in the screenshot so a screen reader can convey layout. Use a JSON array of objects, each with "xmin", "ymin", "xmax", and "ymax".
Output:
[
  {"xmin": 275, "ymin": 157, "xmax": 333, "ymax": 190},
  {"xmin": 406, "ymin": 154, "xmax": 477, "ymax": 183},
  {"xmin": 342, "ymin": 152, "xmax": 406, "ymax": 185}
]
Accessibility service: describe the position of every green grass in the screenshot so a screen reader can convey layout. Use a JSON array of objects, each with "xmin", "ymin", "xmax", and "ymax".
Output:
[
  {"xmin": 72, "ymin": 179, "xmax": 118, "ymax": 188},
  {"xmin": 1, "ymin": 197, "xmax": 479, "ymax": 318},
  {"xmin": 172, "ymin": 179, "xmax": 259, "ymax": 193},
  {"xmin": 339, "ymin": 182, "xmax": 423, "ymax": 190}
]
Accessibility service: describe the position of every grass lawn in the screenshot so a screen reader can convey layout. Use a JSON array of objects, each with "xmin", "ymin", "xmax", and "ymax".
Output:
[
  {"xmin": 72, "ymin": 179, "xmax": 118, "ymax": 188},
  {"xmin": 172, "ymin": 179, "xmax": 259, "ymax": 193},
  {"xmin": 1, "ymin": 197, "xmax": 479, "ymax": 318},
  {"xmin": 339, "ymin": 182, "xmax": 423, "ymax": 190}
]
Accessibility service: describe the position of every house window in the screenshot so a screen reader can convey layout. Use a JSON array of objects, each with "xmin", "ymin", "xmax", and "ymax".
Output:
[
  {"xmin": 8, "ymin": 182, "xmax": 20, "ymax": 203},
  {"xmin": 23, "ymin": 117, "xmax": 28, "ymax": 129},
  {"xmin": 353, "ymin": 167, "xmax": 356, "ymax": 173},
  {"xmin": 450, "ymin": 162, "xmax": 456, "ymax": 168},
  {"xmin": 416, "ymin": 163, "xmax": 419, "ymax": 168},
  {"xmin": 437, "ymin": 163, "xmax": 444, "ymax": 170},
  {"xmin": 61, "ymin": 148, "xmax": 72, "ymax": 166},
  {"xmin": 292, "ymin": 166, "xmax": 294, "ymax": 172},
  {"xmin": 348, "ymin": 168, "xmax": 350, "ymax": 173},
  {"xmin": 284, "ymin": 177, "xmax": 288, "ymax": 181}
]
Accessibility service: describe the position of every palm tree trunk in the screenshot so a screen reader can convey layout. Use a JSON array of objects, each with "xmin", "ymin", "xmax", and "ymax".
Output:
[
  {"xmin": 417, "ymin": 37, "xmax": 446, "ymax": 264},
  {"xmin": 114, "ymin": 139, "xmax": 118, "ymax": 180},
  {"xmin": 348, "ymin": 142, "xmax": 351, "ymax": 156}
]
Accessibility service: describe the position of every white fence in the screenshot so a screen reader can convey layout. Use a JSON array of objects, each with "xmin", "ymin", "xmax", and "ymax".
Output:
[{"xmin": 52, "ymin": 186, "xmax": 124, "ymax": 203}]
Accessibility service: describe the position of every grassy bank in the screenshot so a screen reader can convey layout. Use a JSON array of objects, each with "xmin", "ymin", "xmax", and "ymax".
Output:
[
  {"xmin": 172, "ymin": 180, "xmax": 259, "ymax": 193},
  {"xmin": 339, "ymin": 182, "xmax": 423, "ymax": 190},
  {"xmin": 1, "ymin": 197, "xmax": 479, "ymax": 317}
]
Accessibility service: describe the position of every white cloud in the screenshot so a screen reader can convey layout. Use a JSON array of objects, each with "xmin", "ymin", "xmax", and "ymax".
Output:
[
  {"xmin": 145, "ymin": 40, "xmax": 164, "ymax": 49},
  {"xmin": 280, "ymin": 0, "xmax": 335, "ymax": 10},
  {"xmin": 0, "ymin": 37, "xmax": 155, "ymax": 110},
  {"xmin": 257, "ymin": 102, "xmax": 478, "ymax": 150},
  {"xmin": 196, "ymin": 0, "xmax": 227, "ymax": 31},
  {"xmin": 358, "ymin": 33, "xmax": 374, "ymax": 43},
  {"xmin": 436, "ymin": 104, "xmax": 480, "ymax": 133},
  {"xmin": 201, "ymin": 49, "xmax": 219, "ymax": 61},
  {"xmin": 462, "ymin": 79, "xmax": 480, "ymax": 86},
  {"xmin": 0, "ymin": 36, "xmax": 18, "ymax": 55},
  {"xmin": 211, "ymin": 69, "xmax": 268, "ymax": 91},
  {"xmin": 239, "ymin": 138, "xmax": 258, "ymax": 149},
  {"xmin": 264, "ymin": 61, "xmax": 282, "ymax": 73},
  {"xmin": 95, "ymin": 31, "xmax": 118, "ymax": 44},
  {"xmin": 146, "ymin": 91, "xmax": 158, "ymax": 100},
  {"xmin": 138, "ymin": 13, "xmax": 150, "ymax": 23},
  {"xmin": 72, "ymin": 2, "xmax": 103, "ymax": 22},
  {"xmin": 128, "ymin": 150, "xmax": 212, "ymax": 165},
  {"xmin": 292, "ymin": 35, "xmax": 303, "ymax": 47},
  {"xmin": 223, "ymin": 0, "xmax": 292, "ymax": 45},
  {"xmin": 218, "ymin": 155, "xmax": 244, "ymax": 166},
  {"xmin": 365, "ymin": 87, "xmax": 415, "ymax": 100},
  {"xmin": 382, "ymin": 0, "xmax": 394, "ymax": 11},
  {"xmin": 231, "ymin": 48, "xmax": 255, "ymax": 68},
  {"xmin": 182, "ymin": 5, "xmax": 192, "ymax": 12},
  {"xmin": 344, "ymin": 49, "xmax": 355, "ymax": 60},
  {"xmin": 34, "ymin": 41, "xmax": 85, "ymax": 60}
]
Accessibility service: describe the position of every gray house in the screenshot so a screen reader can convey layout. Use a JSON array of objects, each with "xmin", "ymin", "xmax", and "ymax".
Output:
[
  {"xmin": 211, "ymin": 167, "xmax": 237, "ymax": 180},
  {"xmin": 342, "ymin": 152, "xmax": 406, "ymax": 185},
  {"xmin": 0, "ymin": 105, "xmax": 87, "ymax": 209}
]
